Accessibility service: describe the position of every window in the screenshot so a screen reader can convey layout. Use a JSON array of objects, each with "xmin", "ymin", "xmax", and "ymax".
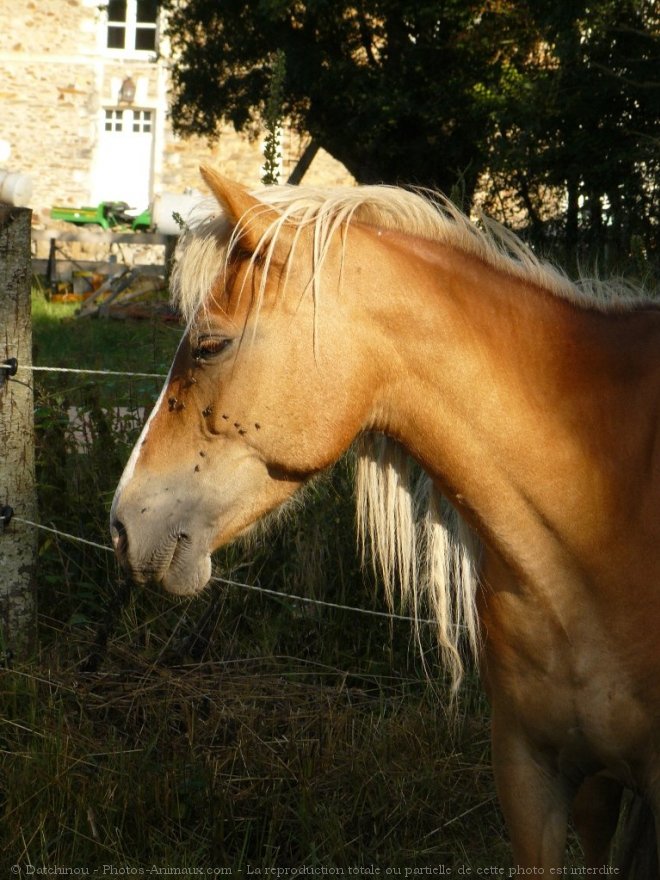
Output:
[
  {"xmin": 104, "ymin": 109, "xmax": 124, "ymax": 132},
  {"xmin": 104, "ymin": 108, "xmax": 154, "ymax": 133},
  {"xmin": 132, "ymin": 109, "xmax": 153, "ymax": 133},
  {"xmin": 107, "ymin": 0, "xmax": 158, "ymax": 52}
]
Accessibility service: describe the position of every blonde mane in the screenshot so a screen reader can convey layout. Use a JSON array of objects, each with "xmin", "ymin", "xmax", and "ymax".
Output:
[
  {"xmin": 170, "ymin": 183, "xmax": 654, "ymax": 692},
  {"xmin": 171, "ymin": 182, "xmax": 653, "ymax": 325}
]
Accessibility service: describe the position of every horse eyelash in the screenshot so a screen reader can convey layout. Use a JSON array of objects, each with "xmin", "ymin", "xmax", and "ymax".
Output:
[{"xmin": 192, "ymin": 338, "xmax": 233, "ymax": 361}]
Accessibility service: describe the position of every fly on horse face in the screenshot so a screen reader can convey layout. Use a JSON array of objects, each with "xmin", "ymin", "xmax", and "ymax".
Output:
[{"xmin": 111, "ymin": 165, "xmax": 660, "ymax": 873}]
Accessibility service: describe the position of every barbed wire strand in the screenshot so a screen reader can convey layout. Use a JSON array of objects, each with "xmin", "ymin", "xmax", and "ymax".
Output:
[{"xmin": 12, "ymin": 516, "xmax": 438, "ymax": 628}]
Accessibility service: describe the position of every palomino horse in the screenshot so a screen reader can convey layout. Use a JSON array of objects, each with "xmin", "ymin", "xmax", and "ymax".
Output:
[{"xmin": 111, "ymin": 166, "xmax": 660, "ymax": 872}]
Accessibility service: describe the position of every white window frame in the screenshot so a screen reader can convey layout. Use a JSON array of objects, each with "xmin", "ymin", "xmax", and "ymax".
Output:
[{"xmin": 104, "ymin": 0, "xmax": 159, "ymax": 57}]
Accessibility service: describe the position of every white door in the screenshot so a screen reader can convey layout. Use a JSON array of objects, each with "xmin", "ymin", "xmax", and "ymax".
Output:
[{"xmin": 91, "ymin": 108, "xmax": 154, "ymax": 210}]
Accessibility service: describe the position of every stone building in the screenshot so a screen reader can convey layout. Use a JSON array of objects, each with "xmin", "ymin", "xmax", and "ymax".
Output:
[{"xmin": 0, "ymin": 0, "xmax": 351, "ymax": 224}]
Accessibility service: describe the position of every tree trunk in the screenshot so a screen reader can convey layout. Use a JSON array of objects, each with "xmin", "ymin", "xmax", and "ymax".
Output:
[
  {"xmin": 287, "ymin": 139, "xmax": 320, "ymax": 185},
  {"xmin": 0, "ymin": 206, "xmax": 37, "ymax": 656}
]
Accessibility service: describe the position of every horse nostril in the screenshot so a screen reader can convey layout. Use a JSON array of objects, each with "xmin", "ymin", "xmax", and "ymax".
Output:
[{"xmin": 111, "ymin": 520, "xmax": 128, "ymax": 560}]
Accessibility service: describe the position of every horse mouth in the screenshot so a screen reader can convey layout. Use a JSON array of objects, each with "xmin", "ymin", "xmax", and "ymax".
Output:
[{"xmin": 134, "ymin": 532, "xmax": 211, "ymax": 596}]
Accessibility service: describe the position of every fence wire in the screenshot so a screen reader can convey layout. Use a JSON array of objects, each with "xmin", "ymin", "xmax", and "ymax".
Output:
[
  {"xmin": 22, "ymin": 364, "xmax": 167, "ymax": 379},
  {"xmin": 12, "ymin": 515, "xmax": 435, "ymax": 628},
  {"xmin": 1, "ymin": 362, "xmax": 167, "ymax": 379}
]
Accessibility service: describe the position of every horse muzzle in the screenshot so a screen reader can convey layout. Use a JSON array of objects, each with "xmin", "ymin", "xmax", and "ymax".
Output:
[{"xmin": 110, "ymin": 489, "xmax": 214, "ymax": 596}]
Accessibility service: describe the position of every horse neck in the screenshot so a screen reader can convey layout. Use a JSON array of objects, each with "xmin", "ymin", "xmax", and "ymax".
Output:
[
  {"xmin": 361, "ymin": 228, "xmax": 659, "ymax": 592},
  {"xmin": 370, "ymin": 233, "xmax": 571, "ymax": 479}
]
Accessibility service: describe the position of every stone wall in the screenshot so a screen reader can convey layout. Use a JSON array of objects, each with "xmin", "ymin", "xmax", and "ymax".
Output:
[
  {"xmin": 0, "ymin": 0, "xmax": 98, "ymax": 56},
  {"xmin": 164, "ymin": 128, "xmax": 354, "ymax": 194},
  {"xmin": 0, "ymin": 0, "xmax": 353, "ymax": 227},
  {"xmin": 2, "ymin": 64, "xmax": 112, "ymax": 214},
  {"xmin": 0, "ymin": 0, "xmax": 101, "ymax": 215}
]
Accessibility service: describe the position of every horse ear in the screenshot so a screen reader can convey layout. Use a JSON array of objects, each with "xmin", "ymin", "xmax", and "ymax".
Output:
[{"xmin": 200, "ymin": 164, "xmax": 280, "ymax": 254}]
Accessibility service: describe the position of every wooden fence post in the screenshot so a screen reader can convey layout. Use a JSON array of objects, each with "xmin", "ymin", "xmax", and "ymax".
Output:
[{"xmin": 0, "ymin": 205, "xmax": 37, "ymax": 655}]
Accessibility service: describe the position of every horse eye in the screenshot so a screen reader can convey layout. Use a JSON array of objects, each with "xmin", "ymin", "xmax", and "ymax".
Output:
[{"xmin": 192, "ymin": 337, "xmax": 232, "ymax": 361}]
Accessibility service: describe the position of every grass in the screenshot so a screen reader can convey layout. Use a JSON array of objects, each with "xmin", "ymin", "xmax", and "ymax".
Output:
[
  {"xmin": 2, "ymin": 652, "xmax": 504, "ymax": 871},
  {"xmin": 0, "ymin": 286, "xmax": 511, "ymax": 874},
  {"xmin": 31, "ymin": 282, "xmax": 180, "ymax": 374}
]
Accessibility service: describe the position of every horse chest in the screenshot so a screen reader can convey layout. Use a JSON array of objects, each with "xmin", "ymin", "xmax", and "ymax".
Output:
[{"xmin": 479, "ymin": 583, "xmax": 653, "ymax": 780}]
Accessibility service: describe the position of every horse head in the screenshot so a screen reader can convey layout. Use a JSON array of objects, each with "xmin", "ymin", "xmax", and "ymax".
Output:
[{"xmin": 110, "ymin": 167, "xmax": 386, "ymax": 594}]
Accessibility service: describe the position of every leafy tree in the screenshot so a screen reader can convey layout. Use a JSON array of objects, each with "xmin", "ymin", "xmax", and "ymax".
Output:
[
  {"xmin": 479, "ymin": 0, "xmax": 659, "ymax": 264},
  {"xmin": 162, "ymin": 0, "xmax": 527, "ymax": 199},
  {"xmin": 163, "ymin": 0, "xmax": 659, "ymax": 264}
]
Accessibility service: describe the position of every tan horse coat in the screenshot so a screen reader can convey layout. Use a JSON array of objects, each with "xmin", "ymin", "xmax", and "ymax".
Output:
[{"xmin": 112, "ymin": 168, "xmax": 660, "ymax": 871}]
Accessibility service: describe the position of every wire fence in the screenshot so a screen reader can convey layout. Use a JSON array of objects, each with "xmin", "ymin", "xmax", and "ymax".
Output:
[
  {"xmin": 3, "ymin": 360, "xmax": 437, "ymax": 630},
  {"xmin": 12, "ymin": 514, "xmax": 433, "ymax": 627},
  {"xmin": 20, "ymin": 364, "xmax": 168, "ymax": 379}
]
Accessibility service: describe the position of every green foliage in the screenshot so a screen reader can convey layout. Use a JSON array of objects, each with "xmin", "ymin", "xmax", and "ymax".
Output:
[
  {"xmin": 261, "ymin": 49, "xmax": 287, "ymax": 185},
  {"xmin": 162, "ymin": 0, "xmax": 512, "ymax": 197},
  {"xmin": 477, "ymin": 0, "xmax": 659, "ymax": 266},
  {"xmin": 162, "ymin": 0, "xmax": 659, "ymax": 268},
  {"xmin": 31, "ymin": 286, "xmax": 180, "ymax": 378}
]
